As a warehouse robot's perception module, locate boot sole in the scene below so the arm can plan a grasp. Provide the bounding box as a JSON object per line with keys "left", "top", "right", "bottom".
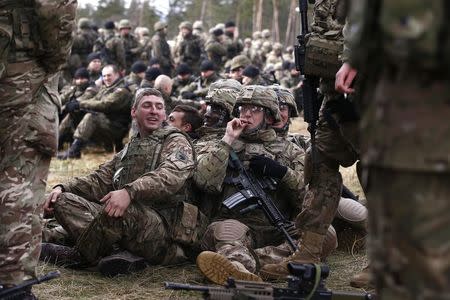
{"left": 98, "top": 256, "right": 148, "bottom": 277}
{"left": 196, "top": 251, "right": 262, "bottom": 285}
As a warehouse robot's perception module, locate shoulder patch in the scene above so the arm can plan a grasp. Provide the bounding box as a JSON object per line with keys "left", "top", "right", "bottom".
{"left": 175, "top": 150, "right": 188, "bottom": 162}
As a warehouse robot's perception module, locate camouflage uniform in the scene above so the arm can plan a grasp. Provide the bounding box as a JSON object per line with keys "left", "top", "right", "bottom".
{"left": 0, "top": 0, "right": 76, "bottom": 286}
{"left": 172, "top": 75, "right": 196, "bottom": 98}
{"left": 347, "top": 1, "right": 450, "bottom": 298}
{"left": 177, "top": 34, "right": 203, "bottom": 75}
{"left": 138, "top": 28, "right": 152, "bottom": 62}
{"left": 195, "top": 86, "right": 305, "bottom": 274}
{"left": 119, "top": 20, "right": 142, "bottom": 72}
{"left": 180, "top": 72, "right": 223, "bottom": 99}
{"left": 73, "top": 78, "right": 132, "bottom": 148}
{"left": 94, "top": 29, "right": 127, "bottom": 71}
{"left": 205, "top": 37, "right": 227, "bottom": 70}
{"left": 53, "top": 126, "right": 207, "bottom": 264}
{"left": 69, "top": 19, "right": 96, "bottom": 71}
{"left": 151, "top": 22, "right": 174, "bottom": 76}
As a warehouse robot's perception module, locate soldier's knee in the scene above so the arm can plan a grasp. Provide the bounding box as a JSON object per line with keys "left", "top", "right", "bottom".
{"left": 213, "top": 219, "right": 252, "bottom": 248}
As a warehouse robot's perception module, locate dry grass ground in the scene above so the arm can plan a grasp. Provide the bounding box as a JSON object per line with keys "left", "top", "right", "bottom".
{"left": 35, "top": 122, "right": 369, "bottom": 299}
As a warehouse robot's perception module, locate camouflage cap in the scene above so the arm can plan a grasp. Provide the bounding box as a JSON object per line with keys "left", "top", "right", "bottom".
{"left": 270, "top": 85, "right": 299, "bottom": 117}
{"left": 262, "top": 29, "right": 271, "bottom": 38}
{"left": 179, "top": 21, "right": 193, "bottom": 31}
{"left": 154, "top": 21, "right": 167, "bottom": 31}
{"left": 252, "top": 31, "right": 261, "bottom": 40}
{"left": 119, "top": 19, "right": 132, "bottom": 30}
{"left": 140, "top": 27, "right": 150, "bottom": 36}
{"left": 236, "top": 85, "right": 281, "bottom": 122}
{"left": 78, "top": 18, "right": 91, "bottom": 29}
{"left": 273, "top": 42, "right": 283, "bottom": 51}
{"left": 193, "top": 20, "right": 203, "bottom": 30}
{"left": 205, "top": 79, "right": 242, "bottom": 115}
{"left": 230, "top": 55, "right": 251, "bottom": 71}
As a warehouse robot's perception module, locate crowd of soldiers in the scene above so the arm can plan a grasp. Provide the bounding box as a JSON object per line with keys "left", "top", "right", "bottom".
{"left": 2, "top": 1, "right": 449, "bottom": 299}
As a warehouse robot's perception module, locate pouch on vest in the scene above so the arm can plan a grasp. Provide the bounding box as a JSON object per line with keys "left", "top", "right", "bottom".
{"left": 0, "top": 15, "right": 12, "bottom": 79}
{"left": 379, "top": 0, "right": 447, "bottom": 70}
{"left": 171, "top": 201, "right": 207, "bottom": 246}
{"left": 304, "top": 33, "right": 343, "bottom": 79}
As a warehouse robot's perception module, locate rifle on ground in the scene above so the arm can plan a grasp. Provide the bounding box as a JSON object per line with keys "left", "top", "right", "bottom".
{"left": 165, "top": 262, "right": 375, "bottom": 300}
{"left": 223, "top": 151, "right": 298, "bottom": 252}
{"left": 0, "top": 271, "right": 60, "bottom": 299}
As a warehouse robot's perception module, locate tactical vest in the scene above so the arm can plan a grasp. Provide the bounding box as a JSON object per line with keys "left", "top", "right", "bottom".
{"left": 0, "top": 1, "right": 39, "bottom": 78}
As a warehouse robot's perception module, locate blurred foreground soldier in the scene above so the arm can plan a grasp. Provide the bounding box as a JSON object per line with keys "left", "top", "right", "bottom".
{"left": 340, "top": 1, "right": 450, "bottom": 298}
{"left": 118, "top": 19, "right": 142, "bottom": 72}
{"left": 168, "top": 104, "right": 203, "bottom": 139}
{"left": 0, "top": 0, "right": 76, "bottom": 297}
{"left": 230, "top": 55, "right": 251, "bottom": 83}
{"left": 172, "top": 63, "right": 195, "bottom": 98}
{"left": 194, "top": 86, "right": 305, "bottom": 285}
{"left": 152, "top": 21, "right": 174, "bottom": 76}
{"left": 57, "top": 65, "right": 133, "bottom": 159}
{"left": 41, "top": 88, "right": 207, "bottom": 277}
{"left": 94, "top": 21, "right": 126, "bottom": 71}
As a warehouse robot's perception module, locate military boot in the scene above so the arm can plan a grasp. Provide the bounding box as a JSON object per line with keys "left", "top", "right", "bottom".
{"left": 56, "top": 139, "right": 84, "bottom": 160}
{"left": 196, "top": 251, "right": 262, "bottom": 285}
{"left": 98, "top": 251, "right": 149, "bottom": 277}
{"left": 39, "top": 243, "right": 84, "bottom": 268}
{"left": 259, "top": 231, "right": 324, "bottom": 280}
{"left": 350, "top": 265, "right": 374, "bottom": 289}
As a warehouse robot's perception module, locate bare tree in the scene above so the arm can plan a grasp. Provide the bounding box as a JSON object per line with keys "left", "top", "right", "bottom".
{"left": 285, "top": 0, "right": 297, "bottom": 46}
{"left": 255, "top": 0, "right": 263, "bottom": 32}
{"left": 272, "top": 0, "right": 280, "bottom": 43}
{"left": 200, "top": 0, "right": 208, "bottom": 22}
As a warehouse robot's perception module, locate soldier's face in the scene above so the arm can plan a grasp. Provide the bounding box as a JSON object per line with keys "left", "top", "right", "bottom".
{"left": 102, "top": 67, "right": 120, "bottom": 87}
{"left": 88, "top": 59, "right": 102, "bottom": 72}
{"left": 74, "top": 77, "right": 89, "bottom": 86}
{"left": 239, "top": 104, "right": 265, "bottom": 131}
{"left": 201, "top": 70, "right": 214, "bottom": 79}
{"left": 242, "top": 76, "right": 252, "bottom": 85}
{"left": 204, "top": 104, "right": 223, "bottom": 127}
{"left": 120, "top": 28, "right": 131, "bottom": 36}
{"left": 230, "top": 67, "right": 244, "bottom": 81}
{"left": 273, "top": 104, "right": 289, "bottom": 129}
{"left": 131, "top": 95, "right": 166, "bottom": 137}
{"left": 168, "top": 111, "right": 190, "bottom": 132}
{"left": 181, "top": 28, "right": 191, "bottom": 38}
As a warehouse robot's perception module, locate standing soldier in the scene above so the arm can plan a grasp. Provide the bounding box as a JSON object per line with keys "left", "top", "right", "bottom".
{"left": 69, "top": 18, "right": 96, "bottom": 74}
{"left": 94, "top": 21, "right": 127, "bottom": 72}
{"left": 137, "top": 27, "right": 152, "bottom": 63}
{"left": 177, "top": 21, "right": 203, "bottom": 75}
{"left": 223, "top": 21, "right": 243, "bottom": 61}
{"left": 205, "top": 29, "right": 227, "bottom": 71}
{"left": 0, "top": 0, "right": 76, "bottom": 297}
{"left": 151, "top": 21, "right": 174, "bottom": 76}
{"left": 118, "top": 19, "right": 142, "bottom": 72}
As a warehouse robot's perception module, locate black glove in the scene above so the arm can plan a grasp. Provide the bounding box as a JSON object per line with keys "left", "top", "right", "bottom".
{"left": 249, "top": 155, "right": 288, "bottom": 179}
{"left": 65, "top": 100, "right": 80, "bottom": 113}
{"left": 182, "top": 91, "right": 196, "bottom": 99}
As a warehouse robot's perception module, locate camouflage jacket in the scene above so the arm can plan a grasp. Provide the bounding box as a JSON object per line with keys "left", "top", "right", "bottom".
{"left": 121, "top": 33, "right": 142, "bottom": 70}
{"left": 177, "top": 34, "right": 203, "bottom": 65}
{"left": 94, "top": 30, "right": 126, "bottom": 70}
{"left": 180, "top": 73, "right": 223, "bottom": 98}
{"left": 151, "top": 32, "right": 174, "bottom": 69}
{"left": 60, "top": 83, "right": 98, "bottom": 106}
{"left": 194, "top": 128, "right": 305, "bottom": 228}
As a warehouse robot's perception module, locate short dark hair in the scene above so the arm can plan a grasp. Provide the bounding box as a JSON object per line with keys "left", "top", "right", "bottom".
{"left": 172, "top": 105, "right": 202, "bottom": 132}
{"left": 133, "top": 88, "right": 164, "bottom": 109}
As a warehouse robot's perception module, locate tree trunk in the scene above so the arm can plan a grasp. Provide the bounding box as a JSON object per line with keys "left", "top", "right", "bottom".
{"left": 285, "top": 0, "right": 297, "bottom": 46}
{"left": 200, "top": 0, "right": 208, "bottom": 23}
{"left": 272, "top": 0, "right": 280, "bottom": 43}
{"left": 256, "top": 0, "right": 263, "bottom": 32}
{"left": 252, "top": 0, "right": 257, "bottom": 33}
{"left": 235, "top": 0, "right": 241, "bottom": 39}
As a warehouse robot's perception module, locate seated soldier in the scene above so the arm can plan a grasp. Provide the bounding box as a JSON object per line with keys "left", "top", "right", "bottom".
{"left": 242, "top": 65, "right": 270, "bottom": 86}
{"left": 180, "top": 60, "right": 222, "bottom": 100}
{"left": 172, "top": 63, "right": 196, "bottom": 98}
{"left": 193, "top": 85, "right": 305, "bottom": 285}
{"left": 57, "top": 64, "right": 133, "bottom": 159}
{"left": 140, "top": 67, "right": 161, "bottom": 88}
{"left": 167, "top": 104, "right": 203, "bottom": 140}
{"left": 41, "top": 88, "right": 207, "bottom": 277}
{"left": 125, "top": 61, "right": 147, "bottom": 93}
{"left": 86, "top": 52, "right": 103, "bottom": 87}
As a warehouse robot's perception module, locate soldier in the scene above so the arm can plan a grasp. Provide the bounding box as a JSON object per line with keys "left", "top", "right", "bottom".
{"left": 59, "top": 68, "right": 98, "bottom": 149}
{"left": 205, "top": 29, "right": 227, "bottom": 71}
{"left": 241, "top": 65, "right": 269, "bottom": 86}
{"left": 337, "top": 1, "right": 450, "bottom": 298}
{"left": 137, "top": 27, "right": 152, "bottom": 63}
{"left": 140, "top": 67, "right": 161, "bottom": 88}
{"left": 266, "top": 43, "right": 284, "bottom": 67}
{"left": 154, "top": 74, "right": 175, "bottom": 114}
{"left": 229, "top": 55, "right": 251, "bottom": 83}
{"left": 167, "top": 104, "right": 203, "bottom": 140}
{"left": 57, "top": 65, "right": 133, "bottom": 159}
{"left": 180, "top": 60, "right": 222, "bottom": 101}
{"left": 86, "top": 52, "right": 103, "bottom": 85}
{"left": 118, "top": 19, "right": 142, "bottom": 72}
{"left": 260, "top": 0, "right": 359, "bottom": 280}
{"left": 261, "top": 29, "right": 272, "bottom": 43}
{"left": 172, "top": 63, "right": 196, "bottom": 98}
{"left": 279, "top": 62, "right": 303, "bottom": 113}
{"left": 223, "top": 21, "right": 243, "bottom": 61}
{"left": 69, "top": 18, "right": 96, "bottom": 72}
{"left": 41, "top": 88, "right": 207, "bottom": 277}
{"left": 176, "top": 21, "right": 203, "bottom": 75}
{"left": 0, "top": 1, "right": 76, "bottom": 297}
{"left": 151, "top": 21, "right": 174, "bottom": 76}
{"left": 194, "top": 85, "right": 305, "bottom": 285}
{"left": 125, "top": 61, "right": 147, "bottom": 95}
{"left": 94, "top": 21, "right": 127, "bottom": 72}
{"left": 193, "top": 20, "right": 207, "bottom": 47}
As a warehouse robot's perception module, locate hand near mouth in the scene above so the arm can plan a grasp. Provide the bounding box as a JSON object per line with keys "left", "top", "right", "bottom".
{"left": 222, "top": 118, "right": 248, "bottom": 145}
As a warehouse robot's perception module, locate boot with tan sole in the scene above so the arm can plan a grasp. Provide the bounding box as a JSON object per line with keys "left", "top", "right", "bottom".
{"left": 259, "top": 231, "right": 324, "bottom": 280}
{"left": 196, "top": 251, "right": 262, "bottom": 285}
{"left": 350, "top": 265, "right": 374, "bottom": 289}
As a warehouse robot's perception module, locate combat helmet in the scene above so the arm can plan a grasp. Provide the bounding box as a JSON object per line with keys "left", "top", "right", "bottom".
{"left": 205, "top": 79, "right": 242, "bottom": 116}
{"left": 270, "top": 85, "right": 299, "bottom": 117}
{"left": 179, "top": 21, "right": 193, "bottom": 31}
{"left": 230, "top": 55, "right": 251, "bottom": 71}
{"left": 252, "top": 31, "right": 261, "bottom": 40}
{"left": 119, "top": 19, "right": 132, "bottom": 30}
{"left": 273, "top": 42, "right": 283, "bottom": 52}
{"left": 236, "top": 85, "right": 281, "bottom": 122}
{"left": 262, "top": 29, "right": 271, "bottom": 39}
{"left": 154, "top": 21, "right": 167, "bottom": 31}
{"left": 78, "top": 18, "right": 91, "bottom": 30}
{"left": 193, "top": 20, "right": 203, "bottom": 31}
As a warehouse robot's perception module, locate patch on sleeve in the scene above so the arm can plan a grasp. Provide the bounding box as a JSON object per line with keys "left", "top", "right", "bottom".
{"left": 175, "top": 149, "right": 188, "bottom": 161}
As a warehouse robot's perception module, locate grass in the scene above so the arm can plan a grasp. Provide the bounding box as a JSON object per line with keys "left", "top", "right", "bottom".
{"left": 36, "top": 121, "right": 369, "bottom": 299}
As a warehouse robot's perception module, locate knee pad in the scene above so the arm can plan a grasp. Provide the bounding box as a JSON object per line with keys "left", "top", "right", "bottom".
{"left": 322, "top": 225, "right": 338, "bottom": 259}
{"left": 213, "top": 219, "right": 251, "bottom": 245}
{"left": 337, "top": 197, "right": 368, "bottom": 230}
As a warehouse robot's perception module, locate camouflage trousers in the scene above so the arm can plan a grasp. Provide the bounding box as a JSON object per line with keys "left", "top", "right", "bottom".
{"left": 54, "top": 193, "right": 175, "bottom": 264}
{"left": 365, "top": 167, "right": 450, "bottom": 300}
{"left": 0, "top": 75, "right": 58, "bottom": 285}
{"left": 58, "top": 111, "right": 85, "bottom": 146}
{"left": 297, "top": 79, "right": 358, "bottom": 237}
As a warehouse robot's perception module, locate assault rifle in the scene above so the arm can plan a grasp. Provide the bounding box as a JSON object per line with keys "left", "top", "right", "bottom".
{"left": 165, "top": 263, "right": 376, "bottom": 300}
{"left": 0, "top": 271, "right": 60, "bottom": 299}
{"left": 223, "top": 151, "right": 298, "bottom": 252}
{"left": 294, "top": 0, "right": 321, "bottom": 173}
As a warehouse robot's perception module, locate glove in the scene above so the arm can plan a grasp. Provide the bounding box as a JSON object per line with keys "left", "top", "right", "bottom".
{"left": 65, "top": 100, "right": 80, "bottom": 113}
{"left": 182, "top": 91, "right": 196, "bottom": 99}
{"left": 249, "top": 155, "right": 288, "bottom": 179}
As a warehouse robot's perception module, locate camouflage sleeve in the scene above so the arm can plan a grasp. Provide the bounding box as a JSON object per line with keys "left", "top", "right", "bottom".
{"left": 341, "top": 20, "right": 351, "bottom": 63}
{"left": 279, "top": 141, "right": 305, "bottom": 205}
{"left": 151, "top": 36, "right": 162, "bottom": 59}
{"left": 123, "top": 134, "right": 195, "bottom": 202}
{"left": 115, "top": 39, "right": 127, "bottom": 70}
{"left": 61, "top": 152, "right": 120, "bottom": 201}
{"left": 194, "top": 140, "right": 232, "bottom": 194}
{"left": 179, "top": 82, "right": 197, "bottom": 94}
{"left": 79, "top": 87, "right": 131, "bottom": 113}
{"left": 78, "top": 87, "right": 98, "bottom": 101}
{"left": 34, "top": 0, "right": 77, "bottom": 74}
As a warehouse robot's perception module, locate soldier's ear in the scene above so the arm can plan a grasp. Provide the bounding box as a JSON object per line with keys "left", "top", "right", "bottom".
{"left": 131, "top": 107, "right": 137, "bottom": 119}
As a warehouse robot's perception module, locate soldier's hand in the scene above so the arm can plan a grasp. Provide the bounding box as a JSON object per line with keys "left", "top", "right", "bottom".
{"left": 249, "top": 155, "right": 288, "bottom": 179}
{"left": 222, "top": 118, "right": 247, "bottom": 145}
{"left": 335, "top": 62, "right": 357, "bottom": 94}
{"left": 44, "top": 186, "right": 63, "bottom": 213}
{"left": 101, "top": 189, "right": 131, "bottom": 218}
{"left": 65, "top": 100, "right": 80, "bottom": 113}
